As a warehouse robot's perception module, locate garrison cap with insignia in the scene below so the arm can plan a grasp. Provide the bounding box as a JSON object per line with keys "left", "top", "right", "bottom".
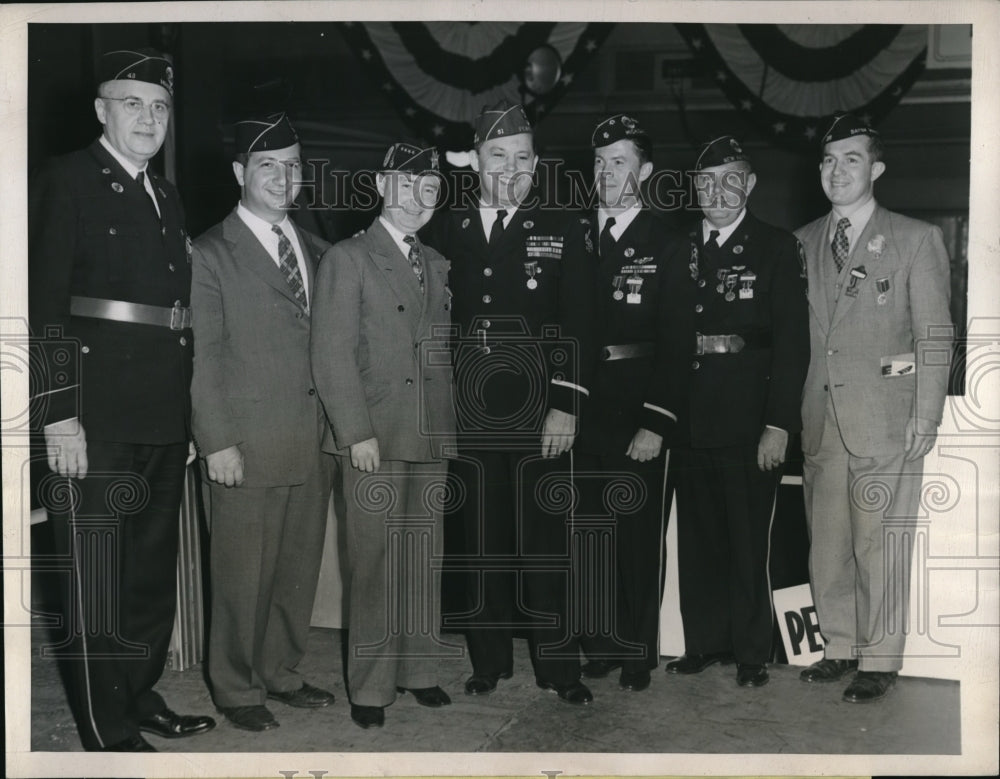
{"left": 99, "top": 48, "right": 174, "bottom": 96}
{"left": 820, "top": 112, "right": 880, "bottom": 146}
{"left": 234, "top": 112, "right": 299, "bottom": 155}
{"left": 592, "top": 113, "right": 649, "bottom": 149}
{"left": 473, "top": 100, "right": 532, "bottom": 147}
{"left": 694, "top": 135, "right": 750, "bottom": 171}
{"left": 381, "top": 142, "right": 440, "bottom": 174}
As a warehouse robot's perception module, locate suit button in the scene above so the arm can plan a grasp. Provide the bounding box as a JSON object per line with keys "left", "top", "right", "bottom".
{"left": 398, "top": 304, "right": 405, "bottom": 312}
{"left": 81, "top": 346, "right": 90, "bottom": 354}
{"left": 179, "top": 337, "right": 188, "bottom": 346}
{"left": 108, "top": 227, "right": 117, "bottom": 235}
{"left": 482, "top": 294, "right": 492, "bottom": 304}
{"left": 698, "top": 279, "right": 706, "bottom": 288}
{"left": 823, "top": 384, "right": 828, "bottom": 391}
{"left": 695, "top": 304, "right": 703, "bottom": 313}
{"left": 405, "top": 378, "right": 414, "bottom": 386}
{"left": 692, "top": 360, "right": 700, "bottom": 370}
{"left": 482, "top": 346, "right": 491, "bottom": 355}
{"left": 483, "top": 267, "right": 493, "bottom": 277}
{"left": 308, "top": 388, "right": 316, "bottom": 396}
{"left": 483, "top": 320, "right": 491, "bottom": 328}
{"left": 168, "top": 263, "right": 175, "bottom": 272}
{"left": 827, "top": 349, "right": 835, "bottom": 355}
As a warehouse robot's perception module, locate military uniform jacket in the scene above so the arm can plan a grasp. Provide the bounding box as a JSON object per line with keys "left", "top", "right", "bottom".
{"left": 29, "top": 139, "right": 192, "bottom": 444}
{"left": 310, "top": 218, "right": 457, "bottom": 462}
{"left": 681, "top": 210, "right": 810, "bottom": 449}
{"left": 190, "top": 210, "right": 331, "bottom": 487}
{"left": 795, "top": 204, "right": 952, "bottom": 458}
{"left": 576, "top": 209, "right": 690, "bottom": 455}
{"left": 422, "top": 200, "right": 598, "bottom": 447}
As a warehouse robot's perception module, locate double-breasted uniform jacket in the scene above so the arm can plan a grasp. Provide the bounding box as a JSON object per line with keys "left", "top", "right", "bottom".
{"left": 576, "top": 208, "right": 690, "bottom": 455}
{"left": 422, "top": 200, "right": 599, "bottom": 446}
{"left": 310, "top": 218, "right": 456, "bottom": 461}
{"left": 681, "top": 210, "right": 810, "bottom": 447}
{"left": 190, "top": 209, "right": 331, "bottom": 487}
{"left": 29, "top": 139, "right": 192, "bottom": 443}
{"left": 795, "top": 204, "right": 952, "bottom": 458}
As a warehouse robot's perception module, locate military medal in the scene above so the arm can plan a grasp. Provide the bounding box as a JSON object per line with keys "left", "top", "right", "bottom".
{"left": 739, "top": 269, "right": 756, "bottom": 300}
{"left": 612, "top": 275, "right": 625, "bottom": 300}
{"left": 716, "top": 268, "right": 728, "bottom": 294}
{"left": 524, "top": 261, "right": 539, "bottom": 289}
{"left": 845, "top": 265, "right": 867, "bottom": 298}
{"left": 724, "top": 273, "right": 738, "bottom": 302}
{"left": 876, "top": 277, "right": 890, "bottom": 305}
{"left": 626, "top": 275, "right": 643, "bottom": 304}
{"left": 689, "top": 244, "right": 700, "bottom": 281}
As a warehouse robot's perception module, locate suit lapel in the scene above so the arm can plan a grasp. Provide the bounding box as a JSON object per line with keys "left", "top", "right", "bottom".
{"left": 222, "top": 210, "right": 301, "bottom": 307}
{"left": 365, "top": 219, "right": 423, "bottom": 314}
{"left": 829, "top": 206, "right": 887, "bottom": 332}
{"left": 802, "top": 217, "right": 832, "bottom": 336}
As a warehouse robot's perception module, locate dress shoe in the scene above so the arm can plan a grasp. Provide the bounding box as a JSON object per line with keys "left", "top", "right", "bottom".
{"left": 736, "top": 663, "right": 769, "bottom": 687}
{"left": 665, "top": 652, "right": 732, "bottom": 674}
{"left": 536, "top": 678, "right": 594, "bottom": 705}
{"left": 103, "top": 734, "right": 157, "bottom": 751}
{"left": 218, "top": 704, "right": 280, "bottom": 732}
{"left": 350, "top": 704, "right": 385, "bottom": 729}
{"left": 463, "top": 670, "right": 512, "bottom": 696}
{"left": 396, "top": 685, "right": 452, "bottom": 707}
{"left": 139, "top": 707, "right": 216, "bottom": 739}
{"left": 843, "top": 671, "right": 897, "bottom": 703}
{"left": 618, "top": 668, "right": 651, "bottom": 692}
{"left": 267, "top": 681, "right": 336, "bottom": 708}
{"left": 799, "top": 657, "right": 858, "bottom": 683}
{"left": 581, "top": 659, "right": 623, "bottom": 679}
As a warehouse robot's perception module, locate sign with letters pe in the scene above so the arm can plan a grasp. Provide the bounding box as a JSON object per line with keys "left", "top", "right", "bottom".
{"left": 773, "top": 583, "right": 824, "bottom": 666}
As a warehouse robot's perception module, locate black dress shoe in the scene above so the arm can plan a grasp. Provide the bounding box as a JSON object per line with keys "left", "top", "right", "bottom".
{"left": 536, "top": 678, "right": 594, "bottom": 705}
{"left": 139, "top": 707, "right": 216, "bottom": 739}
{"left": 464, "top": 670, "right": 512, "bottom": 696}
{"left": 843, "top": 671, "right": 897, "bottom": 703}
{"left": 618, "top": 668, "right": 651, "bottom": 692}
{"left": 103, "top": 734, "right": 157, "bottom": 752}
{"left": 218, "top": 705, "right": 280, "bottom": 732}
{"left": 581, "top": 659, "right": 623, "bottom": 679}
{"left": 396, "top": 685, "right": 452, "bottom": 707}
{"left": 799, "top": 658, "right": 858, "bottom": 683}
{"left": 736, "top": 663, "right": 769, "bottom": 687}
{"left": 665, "top": 652, "right": 732, "bottom": 674}
{"left": 350, "top": 704, "right": 385, "bottom": 729}
{"left": 267, "top": 681, "right": 336, "bottom": 708}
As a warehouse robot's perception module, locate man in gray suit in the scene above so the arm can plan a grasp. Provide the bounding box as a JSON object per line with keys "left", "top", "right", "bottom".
{"left": 311, "top": 143, "right": 457, "bottom": 729}
{"left": 795, "top": 114, "right": 953, "bottom": 703}
{"left": 191, "top": 113, "right": 336, "bottom": 731}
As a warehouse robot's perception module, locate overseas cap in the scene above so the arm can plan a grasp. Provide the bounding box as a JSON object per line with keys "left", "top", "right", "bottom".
{"left": 592, "top": 113, "right": 649, "bottom": 149}
{"left": 694, "top": 135, "right": 750, "bottom": 171}
{"left": 234, "top": 112, "right": 299, "bottom": 155}
{"left": 99, "top": 48, "right": 173, "bottom": 97}
{"left": 473, "top": 100, "right": 532, "bottom": 147}
{"left": 821, "top": 113, "right": 880, "bottom": 146}
{"left": 382, "top": 142, "right": 440, "bottom": 174}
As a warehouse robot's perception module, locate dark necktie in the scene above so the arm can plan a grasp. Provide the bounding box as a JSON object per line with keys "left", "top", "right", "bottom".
{"left": 402, "top": 234, "right": 425, "bottom": 294}
{"left": 135, "top": 171, "right": 161, "bottom": 224}
{"left": 271, "top": 224, "right": 308, "bottom": 310}
{"left": 707, "top": 229, "right": 720, "bottom": 250}
{"left": 489, "top": 208, "right": 508, "bottom": 245}
{"left": 599, "top": 216, "right": 617, "bottom": 259}
{"left": 832, "top": 217, "right": 851, "bottom": 272}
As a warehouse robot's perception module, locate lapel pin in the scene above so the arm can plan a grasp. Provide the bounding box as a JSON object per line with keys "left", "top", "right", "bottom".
{"left": 101, "top": 167, "right": 111, "bottom": 175}
{"left": 624, "top": 247, "right": 634, "bottom": 258}
{"left": 523, "top": 220, "right": 534, "bottom": 229}
{"left": 111, "top": 182, "right": 124, "bottom": 193}
{"left": 733, "top": 244, "right": 744, "bottom": 254}
{"left": 461, "top": 217, "right": 470, "bottom": 229}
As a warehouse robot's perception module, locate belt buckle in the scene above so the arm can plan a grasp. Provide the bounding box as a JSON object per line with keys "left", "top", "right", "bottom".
{"left": 170, "top": 304, "right": 190, "bottom": 331}
{"left": 694, "top": 334, "right": 705, "bottom": 356}
{"left": 728, "top": 334, "right": 745, "bottom": 353}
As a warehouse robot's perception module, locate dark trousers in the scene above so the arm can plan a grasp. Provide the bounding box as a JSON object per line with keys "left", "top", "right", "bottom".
{"left": 575, "top": 450, "right": 669, "bottom": 673}
{"left": 673, "top": 444, "right": 780, "bottom": 664}
{"left": 45, "top": 440, "right": 188, "bottom": 750}
{"left": 447, "top": 449, "right": 582, "bottom": 686}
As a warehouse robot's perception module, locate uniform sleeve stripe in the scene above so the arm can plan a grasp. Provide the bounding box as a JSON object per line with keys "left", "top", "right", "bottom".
{"left": 32, "top": 385, "right": 79, "bottom": 398}
{"left": 551, "top": 379, "right": 589, "bottom": 397}
{"left": 643, "top": 402, "right": 677, "bottom": 421}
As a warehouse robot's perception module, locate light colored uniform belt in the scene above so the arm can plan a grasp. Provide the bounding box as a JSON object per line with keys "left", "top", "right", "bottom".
{"left": 70, "top": 296, "right": 192, "bottom": 330}
{"left": 694, "top": 332, "right": 771, "bottom": 355}
{"left": 601, "top": 342, "right": 654, "bottom": 361}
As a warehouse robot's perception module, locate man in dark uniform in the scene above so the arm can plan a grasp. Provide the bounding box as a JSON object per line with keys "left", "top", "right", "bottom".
{"left": 574, "top": 114, "right": 689, "bottom": 693}
{"left": 29, "top": 48, "right": 214, "bottom": 751}
{"left": 666, "top": 136, "right": 809, "bottom": 688}
{"left": 423, "top": 100, "right": 599, "bottom": 704}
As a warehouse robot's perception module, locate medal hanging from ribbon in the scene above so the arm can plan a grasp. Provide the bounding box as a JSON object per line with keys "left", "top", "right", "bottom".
{"left": 845, "top": 265, "right": 867, "bottom": 298}
{"left": 689, "top": 239, "right": 700, "bottom": 281}
{"left": 626, "top": 275, "right": 643, "bottom": 304}
{"left": 524, "top": 261, "right": 539, "bottom": 290}
{"left": 724, "top": 273, "right": 738, "bottom": 302}
{"left": 876, "top": 276, "right": 890, "bottom": 305}
{"left": 612, "top": 275, "right": 625, "bottom": 301}
{"left": 739, "top": 270, "right": 756, "bottom": 300}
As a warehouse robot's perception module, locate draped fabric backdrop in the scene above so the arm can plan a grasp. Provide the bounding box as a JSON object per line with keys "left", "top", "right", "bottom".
{"left": 338, "top": 21, "right": 614, "bottom": 149}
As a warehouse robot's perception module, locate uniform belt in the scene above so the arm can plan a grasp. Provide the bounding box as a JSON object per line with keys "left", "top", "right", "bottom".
{"left": 70, "top": 296, "right": 192, "bottom": 331}
{"left": 694, "top": 332, "right": 770, "bottom": 355}
{"left": 601, "top": 342, "right": 654, "bottom": 361}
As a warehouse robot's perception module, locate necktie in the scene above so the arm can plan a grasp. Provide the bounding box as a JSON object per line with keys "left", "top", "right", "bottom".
{"left": 599, "top": 216, "right": 617, "bottom": 259}
{"left": 707, "top": 229, "right": 720, "bottom": 250}
{"left": 135, "top": 171, "right": 161, "bottom": 224}
{"left": 489, "top": 209, "right": 508, "bottom": 245}
{"left": 402, "top": 235, "right": 425, "bottom": 294}
{"left": 832, "top": 217, "right": 851, "bottom": 272}
{"left": 271, "top": 225, "right": 308, "bottom": 310}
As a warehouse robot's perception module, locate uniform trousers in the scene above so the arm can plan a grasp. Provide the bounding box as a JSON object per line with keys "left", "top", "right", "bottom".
{"left": 205, "top": 457, "right": 332, "bottom": 707}
{"left": 448, "top": 449, "right": 582, "bottom": 686}
{"left": 46, "top": 439, "right": 188, "bottom": 750}
{"left": 803, "top": 397, "right": 924, "bottom": 672}
{"left": 575, "top": 451, "right": 669, "bottom": 672}
{"left": 673, "top": 444, "right": 780, "bottom": 664}
{"left": 340, "top": 459, "right": 453, "bottom": 707}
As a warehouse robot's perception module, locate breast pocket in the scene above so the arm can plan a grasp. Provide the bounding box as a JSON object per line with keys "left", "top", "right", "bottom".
{"left": 83, "top": 222, "right": 142, "bottom": 283}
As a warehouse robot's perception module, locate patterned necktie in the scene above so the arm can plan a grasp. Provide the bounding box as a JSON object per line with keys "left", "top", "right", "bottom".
{"left": 271, "top": 225, "right": 308, "bottom": 309}
{"left": 599, "top": 216, "right": 617, "bottom": 259}
{"left": 832, "top": 217, "right": 851, "bottom": 272}
{"left": 402, "top": 235, "right": 425, "bottom": 293}
{"left": 489, "top": 208, "right": 508, "bottom": 245}
{"left": 135, "top": 171, "right": 161, "bottom": 224}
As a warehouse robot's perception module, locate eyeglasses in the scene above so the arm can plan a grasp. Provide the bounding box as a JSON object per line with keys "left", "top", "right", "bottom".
{"left": 102, "top": 96, "right": 171, "bottom": 119}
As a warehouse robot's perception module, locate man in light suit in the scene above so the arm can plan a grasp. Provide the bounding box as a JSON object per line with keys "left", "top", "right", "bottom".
{"left": 191, "top": 113, "right": 336, "bottom": 731}
{"left": 795, "top": 114, "right": 953, "bottom": 703}
{"left": 311, "top": 143, "right": 457, "bottom": 729}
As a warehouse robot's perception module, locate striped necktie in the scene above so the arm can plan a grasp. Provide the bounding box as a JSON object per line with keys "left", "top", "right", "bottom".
{"left": 832, "top": 217, "right": 851, "bottom": 272}
{"left": 271, "top": 224, "right": 308, "bottom": 309}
